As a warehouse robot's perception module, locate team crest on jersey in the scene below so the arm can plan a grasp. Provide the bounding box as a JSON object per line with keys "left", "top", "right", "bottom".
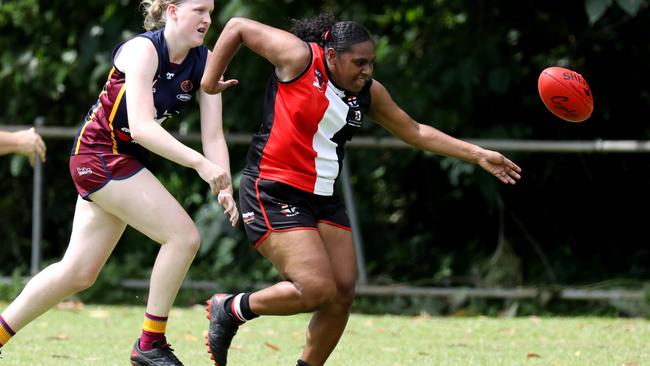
{"left": 180, "top": 80, "right": 193, "bottom": 92}
{"left": 313, "top": 69, "right": 324, "bottom": 92}
{"left": 346, "top": 96, "right": 359, "bottom": 108}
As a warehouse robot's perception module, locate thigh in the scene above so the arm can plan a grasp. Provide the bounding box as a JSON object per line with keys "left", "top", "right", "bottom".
{"left": 61, "top": 196, "right": 127, "bottom": 269}
{"left": 317, "top": 223, "right": 356, "bottom": 291}
{"left": 88, "top": 168, "right": 195, "bottom": 244}
{"left": 258, "top": 229, "right": 334, "bottom": 284}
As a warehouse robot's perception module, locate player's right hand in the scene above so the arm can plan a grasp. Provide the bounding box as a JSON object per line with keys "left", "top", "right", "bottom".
{"left": 196, "top": 159, "right": 230, "bottom": 195}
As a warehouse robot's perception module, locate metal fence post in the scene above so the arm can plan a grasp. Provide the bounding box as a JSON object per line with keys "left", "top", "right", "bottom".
{"left": 341, "top": 157, "right": 368, "bottom": 285}
{"left": 31, "top": 117, "right": 45, "bottom": 276}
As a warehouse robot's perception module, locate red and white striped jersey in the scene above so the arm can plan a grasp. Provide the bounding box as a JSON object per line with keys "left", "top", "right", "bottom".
{"left": 243, "top": 42, "right": 372, "bottom": 196}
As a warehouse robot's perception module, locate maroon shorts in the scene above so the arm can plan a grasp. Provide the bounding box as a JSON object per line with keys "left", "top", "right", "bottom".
{"left": 69, "top": 153, "right": 144, "bottom": 200}
{"left": 239, "top": 174, "right": 351, "bottom": 248}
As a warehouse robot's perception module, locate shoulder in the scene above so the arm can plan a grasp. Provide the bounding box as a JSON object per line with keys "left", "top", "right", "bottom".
{"left": 114, "top": 36, "right": 159, "bottom": 74}
{"left": 116, "top": 36, "right": 157, "bottom": 57}
{"left": 369, "top": 79, "right": 391, "bottom": 102}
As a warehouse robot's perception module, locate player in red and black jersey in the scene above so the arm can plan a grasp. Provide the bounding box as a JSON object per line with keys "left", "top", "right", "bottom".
{"left": 0, "top": 1, "right": 237, "bottom": 365}
{"left": 201, "top": 13, "right": 522, "bottom": 366}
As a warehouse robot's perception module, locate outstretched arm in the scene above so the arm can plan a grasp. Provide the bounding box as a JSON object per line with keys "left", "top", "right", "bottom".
{"left": 367, "top": 80, "right": 521, "bottom": 184}
{"left": 0, "top": 128, "right": 47, "bottom": 166}
{"left": 201, "top": 17, "right": 310, "bottom": 94}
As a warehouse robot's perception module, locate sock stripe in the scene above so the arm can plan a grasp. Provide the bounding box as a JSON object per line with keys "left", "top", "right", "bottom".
{"left": 142, "top": 313, "right": 167, "bottom": 333}
{"left": 231, "top": 293, "right": 246, "bottom": 322}
{"left": 0, "top": 316, "right": 15, "bottom": 336}
{"left": 0, "top": 315, "right": 15, "bottom": 347}
{"left": 145, "top": 312, "right": 168, "bottom": 322}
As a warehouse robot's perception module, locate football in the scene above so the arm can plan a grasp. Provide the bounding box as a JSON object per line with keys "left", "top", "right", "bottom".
{"left": 537, "top": 66, "right": 594, "bottom": 122}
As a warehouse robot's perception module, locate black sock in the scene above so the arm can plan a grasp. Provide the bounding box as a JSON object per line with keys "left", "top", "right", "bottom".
{"left": 240, "top": 292, "right": 259, "bottom": 320}
{"left": 297, "top": 360, "right": 312, "bottom": 366}
{"left": 224, "top": 293, "right": 259, "bottom": 322}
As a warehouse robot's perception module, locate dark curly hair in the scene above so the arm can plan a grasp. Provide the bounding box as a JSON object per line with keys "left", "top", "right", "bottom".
{"left": 290, "top": 13, "right": 373, "bottom": 53}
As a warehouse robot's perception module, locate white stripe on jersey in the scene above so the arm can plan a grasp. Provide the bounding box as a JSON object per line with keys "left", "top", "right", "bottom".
{"left": 312, "top": 81, "right": 350, "bottom": 195}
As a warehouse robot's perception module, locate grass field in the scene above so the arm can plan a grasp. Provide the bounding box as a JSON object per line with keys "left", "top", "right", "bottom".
{"left": 1, "top": 301, "right": 648, "bottom": 365}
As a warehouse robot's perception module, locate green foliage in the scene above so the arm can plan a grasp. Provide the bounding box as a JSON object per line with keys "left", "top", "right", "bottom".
{"left": 587, "top": 0, "right": 645, "bottom": 23}
{"left": 0, "top": 270, "right": 27, "bottom": 301}
{"left": 1, "top": 0, "right": 650, "bottom": 307}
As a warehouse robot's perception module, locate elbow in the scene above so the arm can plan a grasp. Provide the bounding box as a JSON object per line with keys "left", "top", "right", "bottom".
{"left": 201, "top": 78, "right": 220, "bottom": 95}
{"left": 128, "top": 125, "right": 146, "bottom": 144}
{"left": 225, "top": 16, "right": 246, "bottom": 31}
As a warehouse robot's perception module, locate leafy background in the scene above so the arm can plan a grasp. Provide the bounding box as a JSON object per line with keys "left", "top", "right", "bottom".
{"left": 1, "top": 0, "right": 649, "bottom": 312}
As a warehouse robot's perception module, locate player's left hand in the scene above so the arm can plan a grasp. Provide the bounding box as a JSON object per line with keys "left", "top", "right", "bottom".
{"left": 218, "top": 191, "right": 239, "bottom": 226}
{"left": 478, "top": 150, "right": 522, "bottom": 184}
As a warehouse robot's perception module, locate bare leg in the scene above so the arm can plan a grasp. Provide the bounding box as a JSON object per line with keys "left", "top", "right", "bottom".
{"left": 1, "top": 167, "right": 197, "bottom": 359}
{"left": 301, "top": 224, "right": 356, "bottom": 366}
{"left": 89, "top": 168, "right": 200, "bottom": 316}
{"left": 1, "top": 197, "right": 126, "bottom": 331}
{"left": 252, "top": 230, "right": 337, "bottom": 315}
{"left": 249, "top": 227, "right": 355, "bottom": 365}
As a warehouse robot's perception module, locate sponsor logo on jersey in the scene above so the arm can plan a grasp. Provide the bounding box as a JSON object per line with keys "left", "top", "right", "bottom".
{"left": 180, "top": 80, "right": 194, "bottom": 92}
{"left": 346, "top": 109, "right": 363, "bottom": 127}
{"left": 243, "top": 211, "right": 255, "bottom": 224}
{"left": 76, "top": 167, "right": 93, "bottom": 176}
{"left": 176, "top": 93, "right": 192, "bottom": 102}
{"left": 166, "top": 72, "right": 175, "bottom": 80}
{"left": 279, "top": 203, "right": 299, "bottom": 217}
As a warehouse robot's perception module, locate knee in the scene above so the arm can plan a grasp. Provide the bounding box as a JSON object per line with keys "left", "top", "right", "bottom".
{"left": 169, "top": 224, "right": 201, "bottom": 254}
{"left": 299, "top": 279, "right": 337, "bottom": 311}
{"left": 59, "top": 263, "right": 100, "bottom": 291}
{"left": 335, "top": 281, "right": 356, "bottom": 308}
{"left": 185, "top": 225, "right": 201, "bottom": 253}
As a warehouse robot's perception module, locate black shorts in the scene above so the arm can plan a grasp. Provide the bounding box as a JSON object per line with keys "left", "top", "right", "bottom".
{"left": 239, "top": 174, "right": 351, "bottom": 247}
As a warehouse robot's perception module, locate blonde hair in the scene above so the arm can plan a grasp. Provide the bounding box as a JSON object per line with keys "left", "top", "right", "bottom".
{"left": 140, "top": 0, "right": 185, "bottom": 31}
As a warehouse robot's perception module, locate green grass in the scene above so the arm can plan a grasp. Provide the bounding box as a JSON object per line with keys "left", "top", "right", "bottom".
{"left": 1, "top": 302, "right": 649, "bottom": 365}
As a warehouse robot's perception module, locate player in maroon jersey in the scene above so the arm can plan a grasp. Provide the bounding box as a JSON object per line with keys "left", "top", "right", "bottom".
{"left": 201, "top": 13, "right": 521, "bottom": 366}
{"left": 0, "top": 1, "right": 237, "bottom": 365}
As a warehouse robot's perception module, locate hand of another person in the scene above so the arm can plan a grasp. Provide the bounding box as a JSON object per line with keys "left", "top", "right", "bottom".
{"left": 15, "top": 127, "right": 47, "bottom": 166}
{"left": 218, "top": 191, "right": 239, "bottom": 226}
{"left": 196, "top": 159, "right": 231, "bottom": 195}
{"left": 202, "top": 78, "right": 239, "bottom": 95}
{"left": 477, "top": 149, "right": 522, "bottom": 184}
